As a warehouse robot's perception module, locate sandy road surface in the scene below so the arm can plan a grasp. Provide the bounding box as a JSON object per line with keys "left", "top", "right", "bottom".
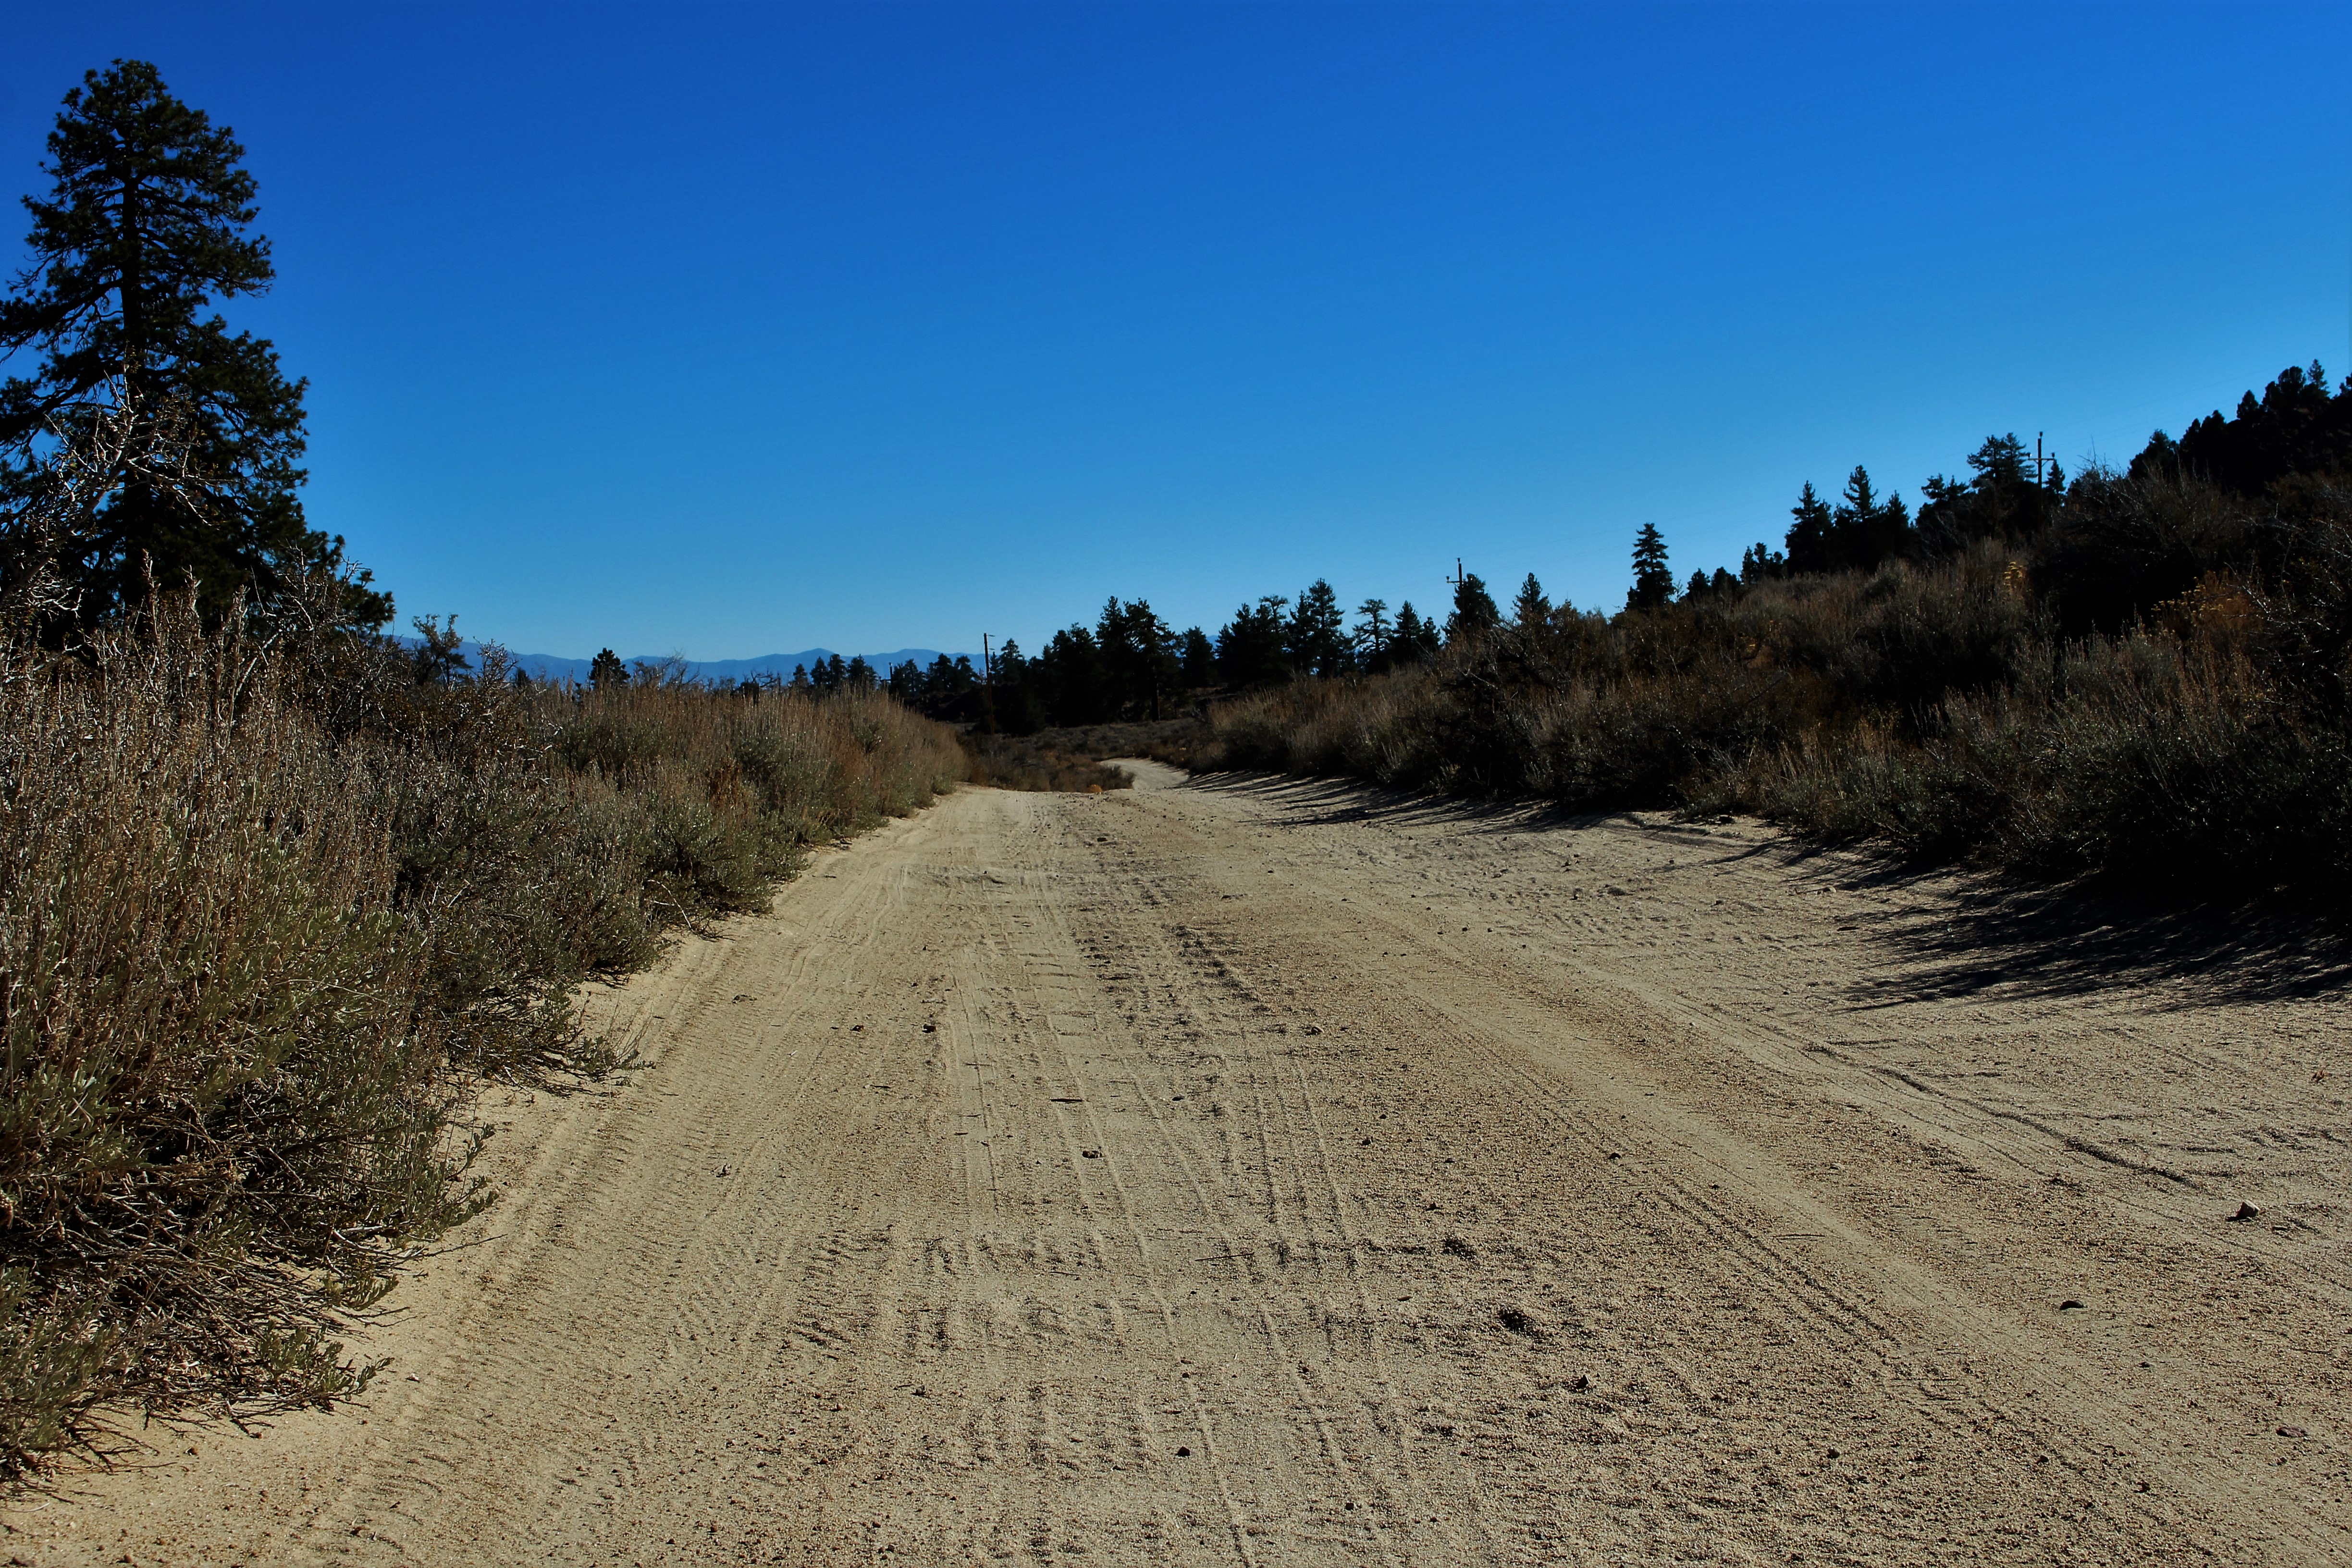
{"left": 17, "top": 765, "right": 2352, "bottom": 1565}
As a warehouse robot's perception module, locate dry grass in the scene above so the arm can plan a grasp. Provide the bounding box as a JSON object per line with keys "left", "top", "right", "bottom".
{"left": 0, "top": 590, "right": 475, "bottom": 1478}
{"left": 0, "top": 586, "right": 969, "bottom": 1486}
{"left": 1038, "top": 717, "right": 1218, "bottom": 771}
{"left": 963, "top": 731, "right": 1136, "bottom": 792}
{"left": 1206, "top": 508, "right": 2352, "bottom": 912}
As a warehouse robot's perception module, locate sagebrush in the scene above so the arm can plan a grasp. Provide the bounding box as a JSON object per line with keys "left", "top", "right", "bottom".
{"left": 1208, "top": 470, "right": 2352, "bottom": 911}
{"left": 0, "top": 584, "right": 967, "bottom": 1483}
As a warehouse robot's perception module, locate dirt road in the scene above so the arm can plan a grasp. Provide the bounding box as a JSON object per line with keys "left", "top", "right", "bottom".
{"left": 19, "top": 766, "right": 2351, "bottom": 1565}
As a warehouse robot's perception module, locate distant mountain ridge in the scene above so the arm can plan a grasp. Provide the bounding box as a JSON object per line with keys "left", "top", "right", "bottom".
{"left": 406, "top": 640, "right": 970, "bottom": 686}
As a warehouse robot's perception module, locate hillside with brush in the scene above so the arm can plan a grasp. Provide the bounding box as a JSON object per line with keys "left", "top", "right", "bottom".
{"left": 912, "top": 365, "right": 2352, "bottom": 915}
{"left": 1208, "top": 366, "right": 2352, "bottom": 910}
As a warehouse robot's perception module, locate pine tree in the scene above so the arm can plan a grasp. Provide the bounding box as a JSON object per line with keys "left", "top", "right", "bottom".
{"left": 1915, "top": 472, "right": 1971, "bottom": 552}
{"left": 1626, "top": 525, "right": 1674, "bottom": 611}
{"left": 1969, "top": 433, "right": 2029, "bottom": 490}
{"left": 2167, "top": 364, "right": 2352, "bottom": 496}
{"left": 990, "top": 638, "right": 1047, "bottom": 734}
{"left": 408, "top": 614, "right": 468, "bottom": 684}
{"left": 1096, "top": 597, "right": 1181, "bottom": 717}
{"left": 1352, "top": 597, "right": 1391, "bottom": 670}
{"left": 0, "top": 62, "right": 382, "bottom": 625}
{"left": 1512, "top": 573, "right": 1550, "bottom": 631}
{"left": 1918, "top": 434, "right": 2049, "bottom": 554}
{"left": 1180, "top": 626, "right": 1216, "bottom": 687}
{"left": 589, "top": 648, "right": 628, "bottom": 691}
{"left": 914, "top": 654, "right": 954, "bottom": 711}
{"left": 1784, "top": 482, "right": 1834, "bottom": 574}
{"left": 1216, "top": 595, "right": 1291, "bottom": 689}
{"left": 845, "top": 655, "right": 874, "bottom": 692}
{"left": 1035, "top": 625, "right": 1106, "bottom": 723}
{"left": 1286, "top": 580, "right": 1349, "bottom": 678}
{"left": 1394, "top": 602, "right": 1440, "bottom": 661}
{"left": 1445, "top": 572, "right": 1501, "bottom": 643}
{"left": 1832, "top": 465, "right": 1910, "bottom": 569}
{"left": 1739, "top": 542, "right": 1785, "bottom": 583}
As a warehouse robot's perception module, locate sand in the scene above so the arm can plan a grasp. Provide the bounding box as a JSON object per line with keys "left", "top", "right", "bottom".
{"left": 13, "top": 764, "right": 2348, "bottom": 1564}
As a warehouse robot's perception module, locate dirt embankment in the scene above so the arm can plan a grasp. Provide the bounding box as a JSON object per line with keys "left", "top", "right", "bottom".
{"left": 15, "top": 762, "right": 2349, "bottom": 1565}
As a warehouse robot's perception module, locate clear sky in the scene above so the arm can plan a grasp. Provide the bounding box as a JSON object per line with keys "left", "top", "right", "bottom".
{"left": 4, "top": 3, "right": 2348, "bottom": 658}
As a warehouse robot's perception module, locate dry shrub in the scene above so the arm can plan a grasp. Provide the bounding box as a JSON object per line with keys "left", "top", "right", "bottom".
{"left": 0, "top": 588, "right": 479, "bottom": 1479}
{"left": 1209, "top": 512, "right": 2352, "bottom": 912}
{"left": 0, "top": 593, "right": 970, "bottom": 1484}
{"left": 964, "top": 731, "right": 1134, "bottom": 792}
{"left": 1736, "top": 634, "right": 2352, "bottom": 895}
{"left": 304, "top": 655, "right": 971, "bottom": 1081}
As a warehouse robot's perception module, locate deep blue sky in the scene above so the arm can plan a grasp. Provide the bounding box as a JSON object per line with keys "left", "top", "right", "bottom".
{"left": 5, "top": 4, "right": 2348, "bottom": 658}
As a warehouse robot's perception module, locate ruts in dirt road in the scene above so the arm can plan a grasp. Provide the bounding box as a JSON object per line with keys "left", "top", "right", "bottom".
{"left": 25, "top": 763, "right": 2351, "bottom": 1565}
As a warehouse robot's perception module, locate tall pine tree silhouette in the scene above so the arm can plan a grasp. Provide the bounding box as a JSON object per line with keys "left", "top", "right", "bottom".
{"left": 1393, "top": 602, "right": 1439, "bottom": 661}
{"left": 1831, "top": 465, "right": 1910, "bottom": 569}
{"left": 1512, "top": 572, "right": 1550, "bottom": 630}
{"left": 1783, "top": 482, "right": 1834, "bottom": 574}
{"left": 1352, "top": 597, "right": 1391, "bottom": 669}
{"left": 1287, "top": 580, "right": 1350, "bottom": 677}
{"left": 1626, "top": 524, "right": 1674, "bottom": 610}
{"left": 0, "top": 61, "right": 383, "bottom": 624}
{"left": 1445, "top": 572, "right": 1501, "bottom": 643}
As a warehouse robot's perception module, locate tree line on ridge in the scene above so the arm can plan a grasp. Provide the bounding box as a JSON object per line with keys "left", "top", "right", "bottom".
{"left": 883, "top": 361, "right": 2350, "bottom": 735}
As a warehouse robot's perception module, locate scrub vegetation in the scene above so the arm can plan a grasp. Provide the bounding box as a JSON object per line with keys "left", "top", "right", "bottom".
{"left": 1209, "top": 368, "right": 2352, "bottom": 911}
{"left": 5, "top": 47, "right": 2349, "bottom": 1501}
{"left": 895, "top": 363, "right": 2352, "bottom": 916}
{"left": 0, "top": 64, "right": 970, "bottom": 1482}
{"left": 0, "top": 553, "right": 965, "bottom": 1484}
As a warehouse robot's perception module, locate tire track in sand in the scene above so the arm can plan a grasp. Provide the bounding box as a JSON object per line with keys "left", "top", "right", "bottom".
{"left": 15, "top": 770, "right": 2348, "bottom": 1566}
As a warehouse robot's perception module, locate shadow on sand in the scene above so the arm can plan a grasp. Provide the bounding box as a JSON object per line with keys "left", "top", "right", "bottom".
{"left": 1178, "top": 768, "right": 2352, "bottom": 1010}
{"left": 1179, "top": 768, "right": 1620, "bottom": 836}
{"left": 1836, "top": 870, "right": 2352, "bottom": 1011}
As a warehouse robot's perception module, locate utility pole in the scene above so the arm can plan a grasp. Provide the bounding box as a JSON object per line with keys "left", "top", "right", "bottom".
{"left": 979, "top": 633, "right": 997, "bottom": 735}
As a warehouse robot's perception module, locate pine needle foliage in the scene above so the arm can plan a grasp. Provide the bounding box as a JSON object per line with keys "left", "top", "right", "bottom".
{"left": 0, "top": 62, "right": 379, "bottom": 628}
